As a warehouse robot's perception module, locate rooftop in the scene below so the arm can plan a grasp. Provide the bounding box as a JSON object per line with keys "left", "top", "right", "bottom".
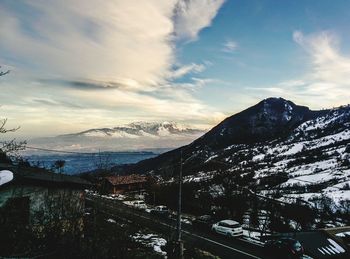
{"left": 220, "top": 219, "right": 240, "bottom": 225}
{"left": 105, "top": 174, "right": 147, "bottom": 186}
{"left": 0, "top": 163, "right": 91, "bottom": 188}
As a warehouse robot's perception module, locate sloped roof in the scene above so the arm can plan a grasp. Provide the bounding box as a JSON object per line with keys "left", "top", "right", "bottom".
{"left": 105, "top": 174, "right": 147, "bottom": 186}
{"left": 0, "top": 163, "right": 91, "bottom": 188}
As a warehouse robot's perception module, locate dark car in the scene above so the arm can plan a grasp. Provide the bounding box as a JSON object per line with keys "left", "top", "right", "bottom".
{"left": 150, "top": 205, "right": 169, "bottom": 217}
{"left": 265, "top": 237, "right": 304, "bottom": 258}
{"left": 192, "top": 215, "right": 215, "bottom": 231}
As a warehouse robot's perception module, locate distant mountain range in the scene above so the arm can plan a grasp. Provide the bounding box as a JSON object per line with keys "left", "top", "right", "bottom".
{"left": 27, "top": 122, "right": 206, "bottom": 153}
{"left": 61, "top": 121, "right": 204, "bottom": 138}
{"left": 122, "top": 97, "right": 350, "bottom": 207}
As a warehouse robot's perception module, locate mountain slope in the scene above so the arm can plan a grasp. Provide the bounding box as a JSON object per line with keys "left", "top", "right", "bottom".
{"left": 195, "top": 97, "right": 322, "bottom": 149}
{"left": 123, "top": 98, "right": 350, "bottom": 206}
{"left": 126, "top": 98, "right": 326, "bottom": 174}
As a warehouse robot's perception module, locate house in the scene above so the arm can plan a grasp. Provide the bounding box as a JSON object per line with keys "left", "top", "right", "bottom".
{"left": 0, "top": 164, "right": 91, "bottom": 257}
{"left": 100, "top": 174, "right": 149, "bottom": 194}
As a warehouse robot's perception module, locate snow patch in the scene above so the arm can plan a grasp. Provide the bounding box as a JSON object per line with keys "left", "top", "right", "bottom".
{"left": 131, "top": 232, "right": 167, "bottom": 256}
{"left": 106, "top": 218, "right": 116, "bottom": 224}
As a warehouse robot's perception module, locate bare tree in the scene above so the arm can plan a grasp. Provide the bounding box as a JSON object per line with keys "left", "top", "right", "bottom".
{"left": 0, "top": 66, "right": 10, "bottom": 77}
{"left": 93, "top": 150, "right": 113, "bottom": 174}
{"left": 0, "top": 67, "right": 26, "bottom": 162}
{"left": 53, "top": 160, "right": 66, "bottom": 174}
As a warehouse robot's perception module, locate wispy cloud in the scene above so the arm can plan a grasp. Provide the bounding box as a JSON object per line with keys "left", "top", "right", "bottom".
{"left": 222, "top": 40, "right": 238, "bottom": 52}
{"left": 247, "top": 30, "right": 350, "bottom": 109}
{"left": 170, "top": 63, "right": 206, "bottom": 79}
{"left": 174, "top": 0, "right": 226, "bottom": 41}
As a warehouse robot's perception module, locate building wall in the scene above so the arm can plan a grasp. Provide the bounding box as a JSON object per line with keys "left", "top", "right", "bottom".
{"left": 0, "top": 184, "right": 85, "bottom": 237}
{"left": 108, "top": 182, "right": 147, "bottom": 194}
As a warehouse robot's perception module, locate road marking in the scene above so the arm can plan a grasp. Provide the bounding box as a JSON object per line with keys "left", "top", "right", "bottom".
{"left": 182, "top": 230, "right": 263, "bottom": 259}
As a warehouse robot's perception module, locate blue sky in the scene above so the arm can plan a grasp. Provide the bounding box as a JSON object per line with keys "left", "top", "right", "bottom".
{"left": 1, "top": 0, "right": 350, "bottom": 138}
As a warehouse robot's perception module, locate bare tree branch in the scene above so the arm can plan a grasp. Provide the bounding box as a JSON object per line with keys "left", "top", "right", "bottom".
{"left": 0, "top": 118, "right": 20, "bottom": 133}
{"left": 0, "top": 66, "right": 10, "bottom": 77}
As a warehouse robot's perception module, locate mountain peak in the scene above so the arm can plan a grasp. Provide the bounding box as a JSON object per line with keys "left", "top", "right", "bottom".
{"left": 263, "top": 96, "right": 290, "bottom": 102}
{"left": 192, "top": 97, "right": 317, "bottom": 149}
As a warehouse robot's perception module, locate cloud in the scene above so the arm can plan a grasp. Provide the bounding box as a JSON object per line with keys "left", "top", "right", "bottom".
{"left": 174, "top": 0, "right": 226, "bottom": 41}
{"left": 293, "top": 31, "right": 350, "bottom": 105}
{"left": 222, "top": 40, "right": 238, "bottom": 52}
{"left": 247, "top": 30, "right": 350, "bottom": 109}
{"left": 0, "top": 1, "right": 175, "bottom": 86}
{"left": 170, "top": 63, "right": 206, "bottom": 79}
{"left": 245, "top": 87, "right": 285, "bottom": 94}
{"left": 38, "top": 78, "right": 146, "bottom": 92}
{"left": 0, "top": 0, "right": 226, "bottom": 137}
{"left": 0, "top": 0, "right": 225, "bottom": 86}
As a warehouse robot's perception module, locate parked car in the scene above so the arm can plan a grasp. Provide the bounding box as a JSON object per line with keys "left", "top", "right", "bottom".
{"left": 133, "top": 200, "right": 148, "bottom": 210}
{"left": 150, "top": 205, "right": 169, "bottom": 217}
{"left": 193, "top": 215, "right": 215, "bottom": 231}
{"left": 181, "top": 216, "right": 193, "bottom": 225}
{"left": 123, "top": 200, "right": 147, "bottom": 210}
{"left": 211, "top": 220, "right": 243, "bottom": 237}
{"left": 264, "top": 237, "right": 304, "bottom": 258}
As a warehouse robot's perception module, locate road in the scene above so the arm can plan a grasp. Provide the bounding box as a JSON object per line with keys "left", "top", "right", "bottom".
{"left": 86, "top": 195, "right": 270, "bottom": 259}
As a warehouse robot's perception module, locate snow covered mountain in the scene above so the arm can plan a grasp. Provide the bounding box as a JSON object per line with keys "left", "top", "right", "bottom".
{"left": 124, "top": 98, "right": 350, "bottom": 207}
{"left": 62, "top": 121, "right": 203, "bottom": 138}
{"left": 27, "top": 122, "right": 206, "bottom": 153}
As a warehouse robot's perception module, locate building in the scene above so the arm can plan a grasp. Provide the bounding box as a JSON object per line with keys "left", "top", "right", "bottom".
{"left": 100, "top": 174, "right": 149, "bottom": 194}
{"left": 0, "top": 164, "right": 91, "bottom": 257}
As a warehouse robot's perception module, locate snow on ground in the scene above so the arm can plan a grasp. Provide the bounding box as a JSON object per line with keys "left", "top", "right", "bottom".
{"left": 106, "top": 218, "right": 116, "bottom": 224}
{"left": 336, "top": 231, "right": 350, "bottom": 238}
{"left": 279, "top": 190, "right": 350, "bottom": 208}
{"left": 324, "top": 190, "right": 350, "bottom": 204}
{"left": 252, "top": 154, "right": 265, "bottom": 162}
{"left": 183, "top": 171, "right": 214, "bottom": 183}
{"left": 131, "top": 232, "right": 167, "bottom": 257}
{"left": 205, "top": 154, "right": 218, "bottom": 163}
{"left": 0, "top": 170, "right": 13, "bottom": 186}
{"left": 281, "top": 171, "right": 339, "bottom": 187}
{"left": 243, "top": 229, "right": 263, "bottom": 239}
{"left": 287, "top": 159, "right": 337, "bottom": 177}
{"left": 209, "top": 184, "right": 224, "bottom": 198}
{"left": 324, "top": 179, "right": 350, "bottom": 191}
{"left": 281, "top": 142, "right": 305, "bottom": 156}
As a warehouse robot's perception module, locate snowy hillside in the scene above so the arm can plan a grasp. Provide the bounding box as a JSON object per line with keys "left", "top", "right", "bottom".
{"left": 125, "top": 99, "right": 350, "bottom": 208}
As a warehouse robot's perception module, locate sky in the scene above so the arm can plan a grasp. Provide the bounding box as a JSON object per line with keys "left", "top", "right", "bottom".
{"left": 1, "top": 0, "right": 350, "bottom": 139}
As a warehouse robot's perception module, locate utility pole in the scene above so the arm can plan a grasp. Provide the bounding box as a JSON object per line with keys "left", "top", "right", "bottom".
{"left": 176, "top": 149, "right": 184, "bottom": 258}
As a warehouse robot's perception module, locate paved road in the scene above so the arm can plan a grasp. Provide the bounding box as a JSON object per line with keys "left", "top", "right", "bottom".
{"left": 86, "top": 195, "right": 270, "bottom": 259}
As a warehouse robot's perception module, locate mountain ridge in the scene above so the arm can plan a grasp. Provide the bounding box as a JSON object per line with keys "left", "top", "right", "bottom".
{"left": 123, "top": 97, "right": 331, "bottom": 174}
{"left": 120, "top": 98, "right": 350, "bottom": 207}
{"left": 27, "top": 121, "right": 206, "bottom": 154}
{"left": 59, "top": 121, "right": 205, "bottom": 138}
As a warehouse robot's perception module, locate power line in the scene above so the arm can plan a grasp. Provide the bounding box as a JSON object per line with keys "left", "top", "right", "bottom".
{"left": 25, "top": 146, "right": 96, "bottom": 155}
{"left": 0, "top": 141, "right": 150, "bottom": 156}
